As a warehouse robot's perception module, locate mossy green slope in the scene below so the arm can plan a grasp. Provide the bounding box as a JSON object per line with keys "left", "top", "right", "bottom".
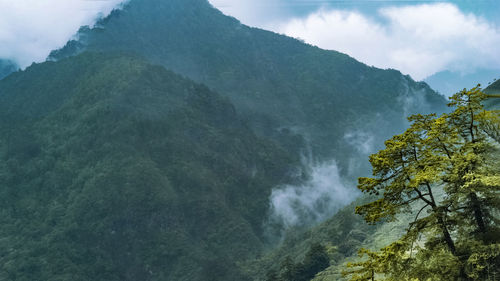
{"left": 0, "top": 52, "right": 299, "bottom": 281}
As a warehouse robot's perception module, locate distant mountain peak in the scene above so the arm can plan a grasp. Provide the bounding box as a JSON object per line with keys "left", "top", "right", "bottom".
{"left": 485, "top": 78, "right": 500, "bottom": 93}
{"left": 0, "top": 59, "right": 18, "bottom": 80}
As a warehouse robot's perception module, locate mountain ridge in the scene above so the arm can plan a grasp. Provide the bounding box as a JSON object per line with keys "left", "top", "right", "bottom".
{"left": 0, "top": 1, "right": 453, "bottom": 280}
{"left": 0, "top": 59, "right": 17, "bottom": 80}
{"left": 49, "top": 0, "right": 447, "bottom": 167}
{"left": 486, "top": 79, "right": 500, "bottom": 93}
{"left": 0, "top": 52, "right": 300, "bottom": 281}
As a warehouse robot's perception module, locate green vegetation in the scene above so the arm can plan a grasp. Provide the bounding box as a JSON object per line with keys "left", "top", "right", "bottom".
{"left": 265, "top": 243, "right": 330, "bottom": 281}
{"left": 343, "top": 87, "right": 500, "bottom": 280}
{"left": 50, "top": 0, "right": 446, "bottom": 170}
{"left": 0, "top": 1, "right": 473, "bottom": 280}
{"left": 247, "top": 87, "right": 500, "bottom": 281}
{"left": 0, "top": 53, "right": 301, "bottom": 281}
{"left": 241, "top": 197, "right": 382, "bottom": 280}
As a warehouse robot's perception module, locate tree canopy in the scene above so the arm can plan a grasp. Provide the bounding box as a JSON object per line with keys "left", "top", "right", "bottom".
{"left": 344, "top": 86, "right": 500, "bottom": 280}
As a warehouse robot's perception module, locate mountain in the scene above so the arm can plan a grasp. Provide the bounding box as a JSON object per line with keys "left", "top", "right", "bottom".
{"left": 485, "top": 78, "right": 500, "bottom": 93}
{"left": 0, "top": 0, "right": 451, "bottom": 280}
{"left": 50, "top": 0, "right": 446, "bottom": 170}
{"left": 0, "top": 52, "right": 300, "bottom": 281}
{"left": 485, "top": 78, "right": 500, "bottom": 109}
{"left": 425, "top": 69, "right": 500, "bottom": 97}
{"left": 0, "top": 59, "right": 17, "bottom": 80}
{"left": 242, "top": 197, "right": 380, "bottom": 280}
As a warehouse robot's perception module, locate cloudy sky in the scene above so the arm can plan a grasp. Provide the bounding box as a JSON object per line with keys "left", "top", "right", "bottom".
{"left": 0, "top": 0, "right": 124, "bottom": 67}
{"left": 0, "top": 0, "right": 499, "bottom": 85}
{"left": 210, "top": 0, "right": 500, "bottom": 82}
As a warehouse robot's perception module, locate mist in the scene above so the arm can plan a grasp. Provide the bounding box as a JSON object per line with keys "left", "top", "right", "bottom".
{"left": 267, "top": 161, "right": 358, "bottom": 232}
{"left": 0, "top": 0, "right": 127, "bottom": 68}
{"left": 343, "top": 130, "right": 375, "bottom": 155}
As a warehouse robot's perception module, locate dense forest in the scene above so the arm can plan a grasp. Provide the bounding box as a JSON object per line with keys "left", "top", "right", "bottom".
{"left": 49, "top": 0, "right": 446, "bottom": 169}
{"left": 343, "top": 87, "right": 500, "bottom": 280}
{"left": 0, "top": 0, "right": 498, "bottom": 280}
{"left": 249, "top": 85, "right": 500, "bottom": 281}
{"left": 0, "top": 53, "right": 306, "bottom": 280}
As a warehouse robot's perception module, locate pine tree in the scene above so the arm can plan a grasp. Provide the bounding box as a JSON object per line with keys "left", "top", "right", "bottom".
{"left": 345, "top": 86, "right": 500, "bottom": 280}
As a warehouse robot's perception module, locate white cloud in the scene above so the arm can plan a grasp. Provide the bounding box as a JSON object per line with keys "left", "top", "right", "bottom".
{"left": 344, "top": 130, "right": 375, "bottom": 155}
{"left": 0, "top": 0, "right": 126, "bottom": 68}
{"left": 277, "top": 3, "right": 500, "bottom": 80}
{"left": 268, "top": 161, "right": 357, "bottom": 229}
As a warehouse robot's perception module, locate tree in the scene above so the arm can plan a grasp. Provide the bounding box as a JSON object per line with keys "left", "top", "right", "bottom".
{"left": 345, "top": 86, "right": 500, "bottom": 280}
{"left": 443, "top": 88, "right": 499, "bottom": 238}
{"left": 300, "top": 243, "right": 330, "bottom": 280}
{"left": 271, "top": 243, "right": 330, "bottom": 281}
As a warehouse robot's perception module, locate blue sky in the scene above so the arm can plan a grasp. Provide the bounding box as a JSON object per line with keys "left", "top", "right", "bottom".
{"left": 0, "top": 0, "right": 498, "bottom": 87}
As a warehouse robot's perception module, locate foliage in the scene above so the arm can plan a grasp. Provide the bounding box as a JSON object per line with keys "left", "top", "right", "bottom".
{"left": 265, "top": 244, "right": 330, "bottom": 281}
{"left": 49, "top": 0, "right": 447, "bottom": 168}
{"left": 244, "top": 197, "right": 381, "bottom": 281}
{"left": 0, "top": 53, "right": 300, "bottom": 281}
{"left": 0, "top": 0, "right": 454, "bottom": 279}
{"left": 344, "top": 87, "right": 500, "bottom": 280}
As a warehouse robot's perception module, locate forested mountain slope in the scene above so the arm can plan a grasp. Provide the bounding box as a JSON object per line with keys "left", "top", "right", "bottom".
{"left": 251, "top": 85, "right": 500, "bottom": 281}
{"left": 485, "top": 79, "right": 500, "bottom": 109}
{"left": 49, "top": 0, "right": 446, "bottom": 166}
{"left": 0, "top": 59, "right": 17, "bottom": 80}
{"left": 486, "top": 79, "right": 500, "bottom": 93}
{"left": 0, "top": 53, "right": 300, "bottom": 281}
{"left": 0, "top": 0, "right": 454, "bottom": 280}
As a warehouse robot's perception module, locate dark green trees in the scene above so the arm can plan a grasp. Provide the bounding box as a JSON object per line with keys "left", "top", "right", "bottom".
{"left": 0, "top": 53, "right": 300, "bottom": 281}
{"left": 345, "top": 87, "right": 500, "bottom": 280}
{"left": 267, "top": 243, "right": 330, "bottom": 281}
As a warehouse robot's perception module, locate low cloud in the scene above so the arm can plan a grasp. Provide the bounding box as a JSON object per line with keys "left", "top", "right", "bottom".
{"left": 0, "top": 0, "right": 126, "bottom": 68}
{"left": 277, "top": 3, "right": 500, "bottom": 80}
{"left": 268, "top": 161, "right": 357, "bottom": 231}
{"left": 344, "top": 130, "right": 375, "bottom": 155}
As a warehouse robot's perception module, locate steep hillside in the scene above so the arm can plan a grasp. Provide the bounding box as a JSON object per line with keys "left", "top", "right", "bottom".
{"left": 242, "top": 197, "right": 379, "bottom": 280}
{"left": 252, "top": 84, "right": 500, "bottom": 281}
{"left": 0, "top": 0, "right": 453, "bottom": 279}
{"left": 424, "top": 69, "right": 500, "bottom": 97}
{"left": 49, "top": 0, "right": 446, "bottom": 170}
{"left": 486, "top": 79, "right": 500, "bottom": 93}
{"left": 0, "top": 59, "right": 17, "bottom": 80}
{"left": 485, "top": 79, "right": 500, "bottom": 109}
{"left": 0, "top": 52, "right": 300, "bottom": 281}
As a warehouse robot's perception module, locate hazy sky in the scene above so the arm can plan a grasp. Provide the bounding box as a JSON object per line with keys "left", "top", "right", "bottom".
{"left": 0, "top": 0, "right": 499, "bottom": 81}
